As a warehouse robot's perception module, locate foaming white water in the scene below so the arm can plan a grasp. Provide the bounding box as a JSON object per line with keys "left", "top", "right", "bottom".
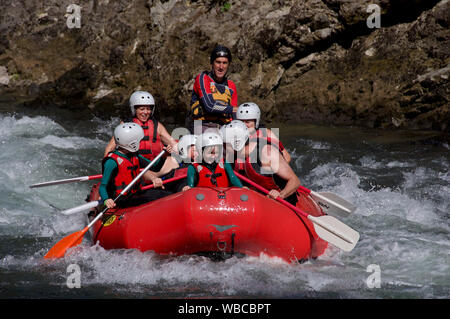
{"left": 0, "top": 114, "right": 104, "bottom": 238}
{"left": 1, "top": 114, "right": 448, "bottom": 298}
{"left": 0, "top": 115, "right": 65, "bottom": 138}
{"left": 37, "top": 135, "right": 103, "bottom": 149}
{"left": 291, "top": 138, "right": 450, "bottom": 298}
{"left": 1, "top": 243, "right": 356, "bottom": 297}
{"left": 90, "top": 116, "right": 121, "bottom": 136}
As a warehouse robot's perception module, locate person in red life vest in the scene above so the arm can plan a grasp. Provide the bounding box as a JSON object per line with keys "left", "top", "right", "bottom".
{"left": 182, "top": 131, "right": 243, "bottom": 191}
{"left": 104, "top": 91, "right": 178, "bottom": 171}
{"left": 100, "top": 123, "right": 173, "bottom": 209}
{"left": 225, "top": 120, "right": 300, "bottom": 205}
{"left": 150, "top": 134, "right": 199, "bottom": 193}
{"left": 236, "top": 102, "right": 291, "bottom": 163}
{"left": 186, "top": 45, "right": 238, "bottom": 133}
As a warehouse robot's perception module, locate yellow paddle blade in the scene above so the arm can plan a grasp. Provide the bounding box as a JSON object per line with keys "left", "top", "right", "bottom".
{"left": 44, "top": 228, "right": 87, "bottom": 259}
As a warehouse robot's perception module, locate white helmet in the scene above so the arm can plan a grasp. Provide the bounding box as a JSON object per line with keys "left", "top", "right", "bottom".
{"left": 195, "top": 131, "right": 223, "bottom": 151}
{"left": 114, "top": 122, "right": 144, "bottom": 152}
{"left": 129, "top": 91, "right": 155, "bottom": 116}
{"left": 196, "top": 131, "right": 223, "bottom": 163}
{"left": 177, "top": 134, "right": 198, "bottom": 160}
{"left": 236, "top": 102, "right": 261, "bottom": 129}
{"left": 220, "top": 120, "right": 249, "bottom": 151}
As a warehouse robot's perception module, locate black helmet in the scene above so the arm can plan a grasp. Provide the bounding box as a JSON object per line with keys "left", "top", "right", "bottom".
{"left": 210, "top": 45, "right": 232, "bottom": 64}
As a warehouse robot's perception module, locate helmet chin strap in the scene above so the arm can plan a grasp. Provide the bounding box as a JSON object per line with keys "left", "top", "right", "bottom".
{"left": 117, "top": 147, "right": 129, "bottom": 154}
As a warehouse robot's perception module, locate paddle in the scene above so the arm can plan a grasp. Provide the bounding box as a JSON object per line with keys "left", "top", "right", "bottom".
{"left": 141, "top": 173, "right": 187, "bottom": 191}
{"left": 60, "top": 200, "right": 102, "bottom": 215}
{"left": 234, "top": 172, "right": 360, "bottom": 252}
{"left": 29, "top": 174, "right": 103, "bottom": 188}
{"left": 59, "top": 173, "right": 188, "bottom": 215}
{"left": 29, "top": 168, "right": 177, "bottom": 189}
{"left": 44, "top": 150, "right": 166, "bottom": 259}
{"left": 297, "top": 185, "right": 357, "bottom": 218}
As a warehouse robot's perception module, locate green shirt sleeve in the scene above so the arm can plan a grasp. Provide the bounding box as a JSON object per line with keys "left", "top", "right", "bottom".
{"left": 187, "top": 164, "right": 197, "bottom": 187}
{"left": 99, "top": 158, "right": 117, "bottom": 202}
{"left": 224, "top": 162, "right": 243, "bottom": 188}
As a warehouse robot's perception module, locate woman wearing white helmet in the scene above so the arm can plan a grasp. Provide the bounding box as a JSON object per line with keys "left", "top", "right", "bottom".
{"left": 236, "top": 102, "right": 291, "bottom": 163}
{"left": 103, "top": 90, "right": 178, "bottom": 170}
{"left": 100, "top": 123, "right": 173, "bottom": 209}
{"left": 182, "top": 130, "right": 243, "bottom": 191}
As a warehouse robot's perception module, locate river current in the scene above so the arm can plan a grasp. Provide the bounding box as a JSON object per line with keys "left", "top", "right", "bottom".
{"left": 0, "top": 109, "right": 448, "bottom": 299}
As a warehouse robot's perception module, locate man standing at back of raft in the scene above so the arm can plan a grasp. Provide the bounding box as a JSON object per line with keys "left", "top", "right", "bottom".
{"left": 186, "top": 44, "right": 238, "bottom": 133}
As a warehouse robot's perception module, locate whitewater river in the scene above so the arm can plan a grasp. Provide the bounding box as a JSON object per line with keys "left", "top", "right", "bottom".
{"left": 0, "top": 109, "right": 448, "bottom": 299}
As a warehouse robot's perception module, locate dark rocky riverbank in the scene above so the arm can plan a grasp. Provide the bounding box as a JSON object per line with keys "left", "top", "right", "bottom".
{"left": 0, "top": 0, "right": 448, "bottom": 130}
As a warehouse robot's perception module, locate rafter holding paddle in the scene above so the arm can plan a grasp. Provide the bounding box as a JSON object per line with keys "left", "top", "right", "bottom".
{"left": 44, "top": 150, "right": 166, "bottom": 259}
{"left": 59, "top": 173, "right": 188, "bottom": 215}
{"left": 234, "top": 171, "right": 360, "bottom": 252}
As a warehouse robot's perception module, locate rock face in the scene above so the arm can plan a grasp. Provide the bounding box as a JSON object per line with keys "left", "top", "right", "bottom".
{"left": 0, "top": 0, "right": 448, "bottom": 130}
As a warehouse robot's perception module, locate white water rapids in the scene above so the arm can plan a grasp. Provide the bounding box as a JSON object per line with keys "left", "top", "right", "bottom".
{"left": 0, "top": 113, "right": 448, "bottom": 298}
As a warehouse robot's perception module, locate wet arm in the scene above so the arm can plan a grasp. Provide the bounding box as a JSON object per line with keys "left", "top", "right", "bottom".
{"left": 155, "top": 156, "right": 180, "bottom": 178}
{"left": 157, "top": 123, "right": 178, "bottom": 151}
{"left": 272, "top": 155, "right": 300, "bottom": 199}
{"left": 262, "top": 145, "right": 299, "bottom": 199}
{"left": 267, "top": 128, "right": 291, "bottom": 163}
{"left": 103, "top": 136, "right": 116, "bottom": 158}
{"left": 282, "top": 149, "right": 291, "bottom": 163}
{"left": 103, "top": 120, "right": 124, "bottom": 158}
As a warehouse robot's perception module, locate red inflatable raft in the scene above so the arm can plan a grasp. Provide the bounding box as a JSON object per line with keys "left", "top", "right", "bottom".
{"left": 86, "top": 185, "right": 328, "bottom": 263}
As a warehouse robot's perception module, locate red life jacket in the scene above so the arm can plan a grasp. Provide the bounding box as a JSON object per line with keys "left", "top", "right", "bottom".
{"left": 235, "top": 130, "right": 285, "bottom": 183}
{"left": 249, "top": 128, "right": 285, "bottom": 153}
{"left": 233, "top": 133, "right": 280, "bottom": 185}
{"left": 243, "top": 152, "right": 280, "bottom": 191}
{"left": 102, "top": 152, "right": 141, "bottom": 197}
{"left": 234, "top": 157, "right": 245, "bottom": 172}
{"left": 241, "top": 144, "right": 301, "bottom": 205}
{"left": 132, "top": 117, "right": 164, "bottom": 161}
{"left": 193, "top": 160, "right": 230, "bottom": 187}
